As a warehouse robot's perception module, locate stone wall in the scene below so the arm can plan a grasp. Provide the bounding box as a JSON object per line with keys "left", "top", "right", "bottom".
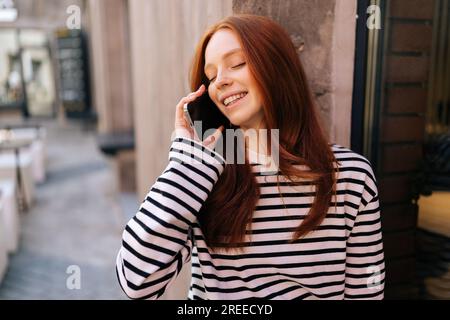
{"left": 233, "top": 0, "right": 357, "bottom": 146}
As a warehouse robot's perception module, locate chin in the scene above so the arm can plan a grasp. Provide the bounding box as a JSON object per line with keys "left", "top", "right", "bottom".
{"left": 227, "top": 111, "right": 249, "bottom": 126}
{"left": 228, "top": 114, "right": 248, "bottom": 126}
{"left": 230, "top": 119, "right": 252, "bottom": 129}
{"left": 230, "top": 111, "right": 258, "bottom": 127}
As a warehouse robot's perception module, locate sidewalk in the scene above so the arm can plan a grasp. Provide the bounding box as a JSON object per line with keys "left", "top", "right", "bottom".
{"left": 0, "top": 120, "right": 133, "bottom": 299}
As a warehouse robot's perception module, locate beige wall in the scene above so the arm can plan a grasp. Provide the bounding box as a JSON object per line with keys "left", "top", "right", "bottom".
{"left": 129, "top": 0, "right": 232, "bottom": 199}
{"left": 128, "top": 0, "right": 232, "bottom": 299}
{"left": 330, "top": 0, "right": 357, "bottom": 147}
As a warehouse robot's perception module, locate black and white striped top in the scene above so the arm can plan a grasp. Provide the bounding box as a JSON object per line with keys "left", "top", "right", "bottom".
{"left": 116, "top": 137, "right": 385, "bottom": 300}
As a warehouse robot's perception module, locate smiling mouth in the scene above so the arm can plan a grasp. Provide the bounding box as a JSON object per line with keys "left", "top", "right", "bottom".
{"left": 223, "top": 92, "right": 248, "bottom": 107}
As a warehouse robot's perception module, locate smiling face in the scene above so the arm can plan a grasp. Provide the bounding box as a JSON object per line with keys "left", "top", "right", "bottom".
{"left": 204, "top": 28, "right": 265, "bottom": 130}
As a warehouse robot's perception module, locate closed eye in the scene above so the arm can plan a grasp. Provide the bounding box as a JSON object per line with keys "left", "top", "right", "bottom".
{"left": 232, "top": 62, "right": 246, "bottom": 69}
{"left": 207, "top": 62, "right": 246, "bottom": 83}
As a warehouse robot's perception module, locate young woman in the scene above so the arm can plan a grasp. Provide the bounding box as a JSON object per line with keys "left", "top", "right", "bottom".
{"left": 116, "top": 14, "right": 385, "bottom": 300}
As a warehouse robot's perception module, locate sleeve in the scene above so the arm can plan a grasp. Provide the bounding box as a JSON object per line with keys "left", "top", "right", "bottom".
{"left": 116, "top": 137, "right": 225, "bottom": 299}
{"left": 344, "top": 168, "right": 386, "bottom": 300}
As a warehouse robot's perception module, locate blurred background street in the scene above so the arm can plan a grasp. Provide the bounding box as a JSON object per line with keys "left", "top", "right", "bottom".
{"left": 0, "top": 120, "right": 131, "bottom": 299}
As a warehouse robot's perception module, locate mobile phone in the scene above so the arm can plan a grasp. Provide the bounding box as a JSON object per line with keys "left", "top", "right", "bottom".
{"left": 183, "top": 91, "right": 229, "bottom": 141}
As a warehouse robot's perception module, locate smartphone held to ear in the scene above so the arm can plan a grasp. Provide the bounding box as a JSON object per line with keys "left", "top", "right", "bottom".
{"left": 183, "top": 91, "right": 229, "bottom": 141}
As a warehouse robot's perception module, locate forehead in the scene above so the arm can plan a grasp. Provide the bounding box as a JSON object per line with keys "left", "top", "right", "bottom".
{"left": 204, "top": 29, "right": 242, "bottom": 64}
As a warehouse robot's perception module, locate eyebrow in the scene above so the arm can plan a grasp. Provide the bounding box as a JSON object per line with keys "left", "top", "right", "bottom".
{"left": 204, "top": 48, "right": 243, "bottom": 72}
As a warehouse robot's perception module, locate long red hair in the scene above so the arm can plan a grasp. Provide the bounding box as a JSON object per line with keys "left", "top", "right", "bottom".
{"left": 189, "top": 14, "right": 338, "bottom": 251}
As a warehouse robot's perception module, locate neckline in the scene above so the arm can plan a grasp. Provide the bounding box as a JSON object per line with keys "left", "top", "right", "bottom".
{"left": 246, "top": 148, "right": 270, "bottom": 164}
{"left": 246, "top": 148, "right": 280, "bottom": 175}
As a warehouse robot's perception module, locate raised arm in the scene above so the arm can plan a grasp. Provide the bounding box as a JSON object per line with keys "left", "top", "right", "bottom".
{"left": 116, "top": 85, "right": 225, "bottom": 299}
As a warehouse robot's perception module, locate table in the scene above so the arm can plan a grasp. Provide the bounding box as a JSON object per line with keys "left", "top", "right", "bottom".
{"left": 0, "top": 140, "right": 33, "bottom": 212}
{"left": 0, "top": 180, "right": 19, "bottom": 252}
{"left": 0, "top": 127, "right": 47, "bottom": 183}
{"left": 0, "top": 193, "right": 9, "bottom": 283}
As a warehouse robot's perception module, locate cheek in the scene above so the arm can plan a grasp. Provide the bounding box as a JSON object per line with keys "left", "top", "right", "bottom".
{"left": 241, "top": 74, "right": 261, "bottom": 102}
{"left": 208, "top": 88, "right": 216, "bottom": 103}
{"left": 209, "top": 89, "right": 223, "bottom": 110}
{"left": 247, "top": 88, "right": 259, "bottom": 105}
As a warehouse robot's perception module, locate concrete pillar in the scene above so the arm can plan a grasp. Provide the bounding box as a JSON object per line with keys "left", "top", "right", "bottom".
{"left": 331, "top": 0, "right": 357, "bottom": 147}
{"left": 87, "top": 0, "right": 133, "bottom": 134}
{"left": 233, "top": 0, "right": 357, "bottom": 147}
{"left": 129, "top": 0, "right": 232, "bottom": 199}
{"left": 87, "top": 0, "right": 135, "bottom": 192}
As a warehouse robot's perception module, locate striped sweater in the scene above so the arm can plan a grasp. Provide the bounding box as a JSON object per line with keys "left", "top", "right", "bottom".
{"left": 116, "top": 137, "right": 385, "bottom": 300}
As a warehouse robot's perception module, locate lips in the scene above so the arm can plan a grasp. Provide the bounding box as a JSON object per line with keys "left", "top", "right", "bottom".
{"left": 224, "top": 92, "right": 248, "bottom": 108}
{"left": 220, "top": 91, "right": 248, "bottom": 106}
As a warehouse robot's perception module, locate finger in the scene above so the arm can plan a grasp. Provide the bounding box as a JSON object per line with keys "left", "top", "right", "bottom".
{"left": 188, "top": 84, "right": 205, "bottom": 98}
{"left": 196, "top": 84, "right": 205, "bottom": 94}
{"left": 175, "top": 97, "right": 195, "bottom": 125}
{"left": 177, "top": 84, "right": 205, "bottom": 111}
{"left": 175, "top": 85, "right": 206, "bottom": 123}
{"left": 175, "top": 100, "right": 187, "bottom": 126}
{"left": 203, "top": 125, "right": 224, "bottom": 148}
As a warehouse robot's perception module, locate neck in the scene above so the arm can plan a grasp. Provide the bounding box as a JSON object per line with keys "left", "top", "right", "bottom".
{"left": 242, "top": 124, "right": 269, "bottom": 157}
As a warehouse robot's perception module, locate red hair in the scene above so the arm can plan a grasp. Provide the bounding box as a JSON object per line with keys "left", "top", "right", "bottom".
{"left": 189, "top": 14, "right": 339, "bottom": 251}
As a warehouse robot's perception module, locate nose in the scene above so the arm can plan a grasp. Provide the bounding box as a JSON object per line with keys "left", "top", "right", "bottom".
{"left": 214, "top": 70, "right": 232, "bottom": 89}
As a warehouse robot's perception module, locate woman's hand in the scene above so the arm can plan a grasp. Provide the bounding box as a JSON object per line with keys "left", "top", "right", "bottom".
{"left": 174, "top": 84, "right": 224, "bottom": 149}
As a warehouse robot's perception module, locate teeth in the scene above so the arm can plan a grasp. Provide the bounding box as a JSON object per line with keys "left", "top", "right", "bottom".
{"left": 224, "top": 92, "right": 247, "bottom": 106}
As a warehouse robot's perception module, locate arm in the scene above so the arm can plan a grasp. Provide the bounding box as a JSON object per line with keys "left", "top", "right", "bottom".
{"left": 116, "top": 137, "right": 225, "bottom": 299}
{"left": 344, "top": 175, "right": 385, "bottom": 299}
